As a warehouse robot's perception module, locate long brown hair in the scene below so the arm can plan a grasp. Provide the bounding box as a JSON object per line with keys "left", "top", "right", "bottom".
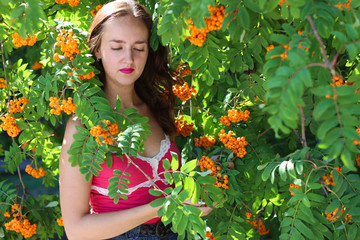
{"left": 87, "top": 0, "right": 176, "bottom": 137}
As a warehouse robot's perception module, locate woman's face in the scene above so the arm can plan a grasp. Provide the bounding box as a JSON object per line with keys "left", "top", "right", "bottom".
{"left": 95, "top": 15, "right": 149, "bottom": 88}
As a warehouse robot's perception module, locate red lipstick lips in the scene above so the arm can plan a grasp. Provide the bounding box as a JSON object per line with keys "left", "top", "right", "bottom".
{"left": 120, "top": 68, "right": 134, "bottom": 74}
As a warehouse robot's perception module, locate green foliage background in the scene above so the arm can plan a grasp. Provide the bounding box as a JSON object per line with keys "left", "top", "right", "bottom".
{"left": 0, "top": 0, "right": 360, "bottom": 239}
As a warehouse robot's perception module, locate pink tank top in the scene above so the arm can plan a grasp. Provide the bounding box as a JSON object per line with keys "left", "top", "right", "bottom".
{"left": 89, "top": 134, "right": 180, "bottom": 224}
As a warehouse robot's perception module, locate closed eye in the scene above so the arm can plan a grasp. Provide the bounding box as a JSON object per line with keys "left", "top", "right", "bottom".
{"left": 134, "top": 48, "right": 144, "bottom": 52}
{"left": 111, "top": 47, "right": 122, "bottom": 50}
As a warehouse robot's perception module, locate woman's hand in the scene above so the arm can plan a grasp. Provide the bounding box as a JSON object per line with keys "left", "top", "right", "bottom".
{"left": 183, "top": 199, "right": 214, "bottom": 217}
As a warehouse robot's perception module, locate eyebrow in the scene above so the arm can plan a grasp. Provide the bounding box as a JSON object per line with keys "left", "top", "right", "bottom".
{"left": 109, "top": 39, "right": 147, "bottom": 44}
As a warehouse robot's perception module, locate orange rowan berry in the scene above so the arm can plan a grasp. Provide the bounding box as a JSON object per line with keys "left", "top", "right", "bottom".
{"left": 325, "top": 206, "right": 351, "bottom": 223}
{"left": 356, "top": 154, "right": 360, "bottom": 168}
{"left": 5, "top": 215, "right": 37, "bottom": 238}
{"left": 91, "top": 4, "right": 103, "bottom": 16}
{"left": 9, "top": 97, "right": 29, "bottom": 113}
{"left": 186, "top": 5, "right": 225, "bottom": 47}
{"left": 334, "top": 0, "right": 351, "bottom": 11}
{"left": 90, "top": 120, "right": 119, "bottom": 145}
{"left": 3, "top": 211, "right": 11, "bottom": 218}
{"left": 55, "top": 0, "right": 79, "bottom": 7}
{"left": 21, "top": 141, "right": 36, "bottom": 152}
{"left": 11, "top": 32, "right": 38, "bottom": 48}
{"left": 206, "top": 230, "right": 216, "bottom": 240}
{"left": 194, "top": 135, "right": 216, "bottom": 149}
{"left": 49, "top": 97, "right": 76, "bottom": 115}
{"left": 227, "top": 109, "right": 250, "bottom": 123}
{"left": 57, "top": 217, "right": 64, "bottom": 226}
{"left": 0, "top": 78, "right": 7, "bottom": 88}
{"left": 175, "top": 115, "right": 194, "bottom": 137}
{"left": 219, "top": 116, "right": 231, "bottom": 126}
{"left": 247, "top": 218, "right": 270, "bottom": 235}
{"left": 25, "top": 165, "right": 45, "bottom": 178}
{"left": 246, "top": 212, "right": 252, "bottom": 218}
{"left": 266, "top": 45, "right": 274, "bottom": 52}
{"left": 322, "top": 166, "right": 341, "bottom": 186}
{"left": 289, "top": 184, "right": 301, "bottom": 195}
{"left": 76, "top": 72, "right": 95, "bottom": 80}
{"left": 1, "top": 113, "right": 21, "bottom": 137}
{"left": 172, "top": 82, "right": 197, "bottom": 101}
{"left": 54, "top": 29, "right": 81, "bottom": 62}
{"left": 31, "top": 61, "right": 43, "bottom": 70}
{"left": 269, "top": 44, "right": 290, "bottom": 60}
{"left": 218, "top": 129, "right": 248, "bottom": 158}
{"left": 279, "top": 0, "right": 289, "bottom": 6}
{"left": 331, "top": 75, "right": 344, "bottom": 86}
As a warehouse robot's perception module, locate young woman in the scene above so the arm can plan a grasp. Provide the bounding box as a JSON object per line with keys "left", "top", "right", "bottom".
{"left": 59, "top": 1, "right": 212, "bottom": 239}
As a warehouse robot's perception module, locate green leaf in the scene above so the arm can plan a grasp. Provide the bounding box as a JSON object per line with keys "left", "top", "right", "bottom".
{"left": 163, "top": 158, "right": 171, "bottom": 171}
{"left": 294, "top": 219, "right": 314, "bottom": 239}
{"left": 149, "top": 188, "right": 162, "bottom": 197}
{"left": 279, "top": 161, "right": 288, "bottom": 181}
{"left": 171, "top": 151, "right": 179, "bottom": 171}
{"left": 180, "top": 159, "right": 197, "bottom": 173}
{"left": 341, "top": 148, "right": 356, "bottom": 171}
{"left": 237, "top": 6, "right": 250, "bottom": 30}
{"left": 106, "top": 152, "right": 113, "bottom": 169}
{"left": 150, "top": 197, "right": 166, "bottom": 208}
{"left": 262, "top": 163, "right": 279, "bottom": 181}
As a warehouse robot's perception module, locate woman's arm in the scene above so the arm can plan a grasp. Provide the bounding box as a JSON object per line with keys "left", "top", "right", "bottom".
{"left": 59, "top": 117, "right": 160, "bottom": 240}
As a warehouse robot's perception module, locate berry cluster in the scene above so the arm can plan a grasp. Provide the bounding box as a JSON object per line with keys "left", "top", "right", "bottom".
{"left": 289, "top": 184, "right": 301, "bottom": 196}
{"left": 279, "top": 0, "right": 289, "bottom": 6}
{"left": 9, "top": 97, "right": 29, "bottom": 114}
{"left": 325, "top": 206, "right": 351, "bottom": 223}
{"left": 54, "top": 29, "right": 81, "bottom": 63}
{"left": 21, "top": 142, "right": 36, "bottom": 152}
{"left": 194, "top": 135, "right": 216, "bottom": 149}
{"left": 322, "top": 166, "right": 342, "bottom": 186}
{"left": 334, "top": 0, "right": 351, "bottom": 11}
{"left": 1, "top": 113, "right": 21, "bottom": 137}
{"left": 172, "top": 82, "right": 197, "bottom": 101}
{"left": 49, "top": 97, "right": 76, "bottom": 115}
{"left": 185, "top": 5, "right": 225, "bottom": 47}
{"left": 354, "top": 128, "right": 360, "bottom": 145}
{"left": 199, "top": 156, "right": 229, "bottom": 189}
{"left": 25, "top": 165, "right": 45, "bottom": 178}
{"left": 270, "top": 44, "right": 290, "bottom": 60}
{"left": 175, "top": 63, "right": 192, "bottom": 77}
{"left": 55, "top": 0, "right": 80, "bottom": 7}
{"left": 0, "top": 78, "right": 7, "bottom": 88}
{"left": 206, "top": 231, "right": 216, "bottom": 240}
{"left": 91, "top": 4, "right": 103, "bottom": 17}
{"left": 220, "top": 109, "right": 250, "bottom": 126}
{"left": 31, "top": 61, "right": 43, "bottom": 70}
{"left": 57, "top": 217, "right": 64, "bottom": 226}
{"left": 90, "top": 120, "right": 119, "bottom": 145}
{"left": 218, "top": 129, "right": 248, "bottom": 158}
{"left": 246, "top": 213, "right": 270, "bottom": 235}
{"left": 4, "top": 204, "right": 37, "bottom": 238}
{"left": 77, "top": 72, "right": 95, "bottom": 80}
{"left": 175, "top": 115, "right": 194, "bottom": 137}
{"left": 331, "top": 75, "right": 344, "bottom": 87}
{"left": 11, "top": 32, "right": 37, "bottom": 48}
{"left": 266, "top": 45, "right": 274, "bottom": 52}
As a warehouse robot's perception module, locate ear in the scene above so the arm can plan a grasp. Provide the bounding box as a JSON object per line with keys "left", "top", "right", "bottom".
{"left": 94, "top": 48, "right": 101, "bottom": 59}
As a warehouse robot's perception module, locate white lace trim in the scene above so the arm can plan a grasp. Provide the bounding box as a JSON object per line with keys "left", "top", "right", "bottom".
{"left": 92, "top": 134, "right": 171, "bottom": 196}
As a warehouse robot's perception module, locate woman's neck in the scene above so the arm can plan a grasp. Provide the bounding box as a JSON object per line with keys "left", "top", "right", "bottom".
{"left": 103, "top": 82, "right": 144, "bottom": 110}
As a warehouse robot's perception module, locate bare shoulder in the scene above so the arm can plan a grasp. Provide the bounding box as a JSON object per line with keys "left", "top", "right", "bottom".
{"left": 64, "top": 115, "right": 83, "bottom": 134}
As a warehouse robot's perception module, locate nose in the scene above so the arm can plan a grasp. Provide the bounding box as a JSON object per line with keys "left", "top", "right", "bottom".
{"left": 123, "top": 48, "right": 134, "bottom": 64}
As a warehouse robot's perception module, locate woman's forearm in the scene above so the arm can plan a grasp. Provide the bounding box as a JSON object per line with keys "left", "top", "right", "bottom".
{"left": 64, "top": 203, "right": 161, "bottom": 240}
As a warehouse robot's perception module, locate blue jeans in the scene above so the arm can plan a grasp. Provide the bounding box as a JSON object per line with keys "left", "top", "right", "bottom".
{"left": 107, "top": 226, "right": 179, "bottom": 240}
